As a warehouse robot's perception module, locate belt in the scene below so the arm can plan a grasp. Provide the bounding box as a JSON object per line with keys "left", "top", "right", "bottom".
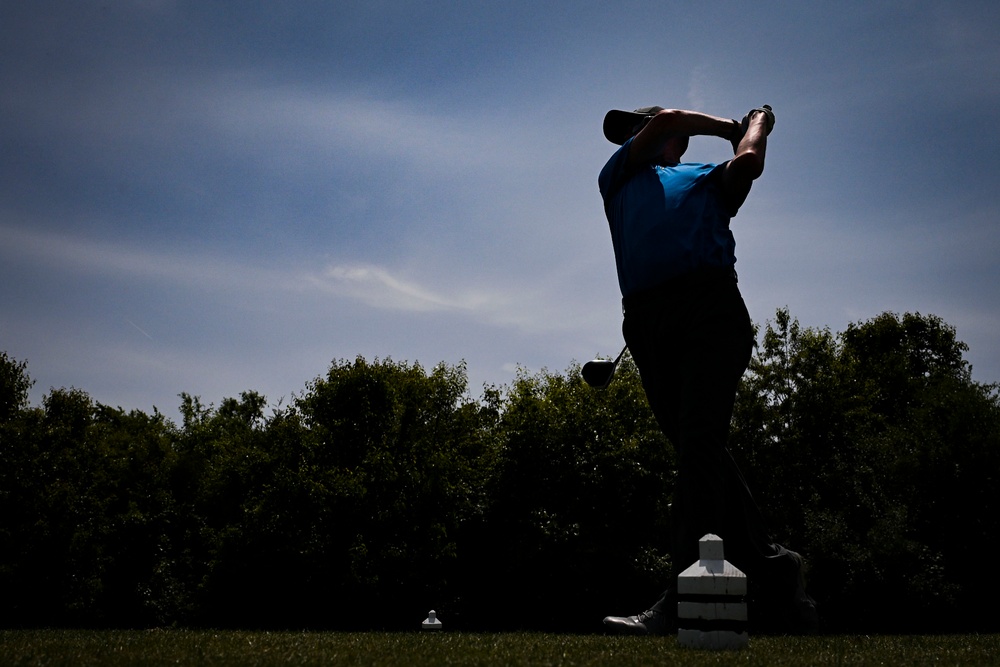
{"left": 622, "top": 266, "right": 738, "bottom": 315}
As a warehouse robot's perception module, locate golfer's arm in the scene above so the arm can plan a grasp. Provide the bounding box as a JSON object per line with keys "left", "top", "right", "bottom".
{"left": 629, "top": 109, "right": 736, "bottom": 165}
{"left": 730, "top": 112, "right": 768, "bottom": 178}
{"left": 720, "top": 113, "right": 769, "bottom": 213}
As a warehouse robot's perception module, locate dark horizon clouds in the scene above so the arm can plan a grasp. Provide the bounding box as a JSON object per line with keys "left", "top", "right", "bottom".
{"left": 3, "top": 1, "right": 999, "bottom": 419}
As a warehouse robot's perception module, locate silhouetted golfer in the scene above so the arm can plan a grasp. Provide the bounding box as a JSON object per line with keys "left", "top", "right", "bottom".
{"left": 597, "top": 104, "right": 818, "bottom": 635}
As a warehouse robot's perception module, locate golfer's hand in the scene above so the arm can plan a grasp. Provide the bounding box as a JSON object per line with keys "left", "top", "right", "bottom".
{"left": 729, "top": 118, "right": 745, "bottom": 154}
{"left": 748, "top": 105, "right": 775, "bottom": 134}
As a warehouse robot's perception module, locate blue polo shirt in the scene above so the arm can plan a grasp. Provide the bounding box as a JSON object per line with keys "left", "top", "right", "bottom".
{"left": 598, "top": 138, "right": 736, "bottom": 297}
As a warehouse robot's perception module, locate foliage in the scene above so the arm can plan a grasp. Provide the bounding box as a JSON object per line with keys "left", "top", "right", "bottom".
{"left": 0, "top": 310, "right": 998, "bottom": 632}
{"left": 732, "top": 309, "right": 1000, "bottom": 632}
{"left": 0, "top": 350, "right": 33, "bottom": 421}
{"left": 136, "top": 357, "right": 495, "bottom": 630}
{"left": 478, "top": 357, "right": 671, "bottom": 629}
{"left": 0, "top": 383, "right": 177, "bottom": 627}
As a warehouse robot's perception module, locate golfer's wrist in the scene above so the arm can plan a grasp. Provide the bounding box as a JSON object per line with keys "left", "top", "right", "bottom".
{"left": 748, "top": 105, "right": 775, "bottom": 134}
{"left": 727, "top": 118, "right": 742, "bottom": 140}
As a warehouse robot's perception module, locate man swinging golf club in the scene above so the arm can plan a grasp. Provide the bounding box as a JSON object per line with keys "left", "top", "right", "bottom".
{"left": 596, "top": 103, "right": 818, "bottom": 634}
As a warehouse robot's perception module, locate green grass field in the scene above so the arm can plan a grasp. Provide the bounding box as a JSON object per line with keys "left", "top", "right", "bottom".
{"left": 1, "top": 630, "right": 998, "bottom": 666}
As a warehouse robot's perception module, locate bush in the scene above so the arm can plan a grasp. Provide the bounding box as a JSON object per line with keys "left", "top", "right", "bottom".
{"left": 1, "top": 310, "right": 998, "bottom": 632}
{"left": 731, "top": 309, "right": 1000, "bottom": 632}
{"left": 475, "top": 357, "right": 672, "bottom": 629}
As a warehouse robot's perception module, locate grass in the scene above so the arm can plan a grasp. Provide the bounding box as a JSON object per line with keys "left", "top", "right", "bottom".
{"left": 1, "top": 630, "right": 999, "bottom": 666}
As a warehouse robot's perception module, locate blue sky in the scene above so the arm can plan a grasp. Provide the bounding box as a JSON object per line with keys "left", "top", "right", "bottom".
{"left": 3, "top": 1, "right": 999, "bottom": 419}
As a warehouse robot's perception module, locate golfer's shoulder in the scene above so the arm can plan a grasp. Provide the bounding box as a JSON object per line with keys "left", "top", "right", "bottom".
{"left": 599, "top": 140, "right": 636, "bottom": 200}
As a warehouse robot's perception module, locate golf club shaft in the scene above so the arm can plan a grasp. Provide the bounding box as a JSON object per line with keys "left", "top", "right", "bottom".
{"left": 612, "top": 344, "right": 627, "bottom": 365}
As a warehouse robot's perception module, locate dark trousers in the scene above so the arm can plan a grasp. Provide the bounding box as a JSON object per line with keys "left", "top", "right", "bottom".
{"left": 622, "top": 269, "right": 797, "bottom": 607}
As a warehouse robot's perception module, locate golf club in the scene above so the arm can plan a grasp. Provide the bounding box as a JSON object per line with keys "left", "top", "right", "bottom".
{"left": 581, "top": 345, "right": 627, "bottom": 389}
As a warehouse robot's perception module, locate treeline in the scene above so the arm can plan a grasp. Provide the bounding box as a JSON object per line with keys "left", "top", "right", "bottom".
{"left": 1, "top": 309, "right": 998, "bottom": 633}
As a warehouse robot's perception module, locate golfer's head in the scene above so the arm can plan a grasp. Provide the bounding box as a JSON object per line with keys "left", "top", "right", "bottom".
{"left": 603, "top": 106, "right": 663, "bottom": 145}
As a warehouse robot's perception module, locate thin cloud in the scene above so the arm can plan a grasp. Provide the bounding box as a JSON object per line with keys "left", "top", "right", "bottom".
{"left": 1, "top": 220, "right": 593, "bottom": 340}
{"left": 0, "top": 221, "right": 279, "bottom": 293}
{"left": 311, "top": 263, "right": 482, "bottom": 312}
{"left": 308, "top": 259, "right": 621, "bottom": 340}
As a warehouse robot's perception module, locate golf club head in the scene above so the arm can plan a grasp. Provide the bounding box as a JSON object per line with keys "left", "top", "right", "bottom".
{"left": 582, "top": 358, "right": 617, "bottom": 389}
{"left": 581, "top": 345, "right": 627, "bottom": 389}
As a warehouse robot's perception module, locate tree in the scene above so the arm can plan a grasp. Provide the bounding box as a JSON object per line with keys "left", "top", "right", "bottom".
{"left": 838, "top": 312, "right": 1000, "bottom": 631}
{"left": 2, "top": 317, "right": 998, "bottom": 633}
{"left": 732, "top": 309, "right": 1000, "bottom": 632}
{"left": 0, "top": 351, "right": 32, "bottom": 422}
{"left": 0, "top": 383, "right": 178, "bottom": 626}
{"left": 180, "top": 358, "right": 497, "bottom": 629}
{"left": 483, "top": 356, "right": 673, "bottom": 629}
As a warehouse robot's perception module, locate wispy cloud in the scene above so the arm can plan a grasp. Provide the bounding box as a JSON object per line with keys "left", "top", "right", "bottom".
{"left": 1, "top": 220, "right": 597, "bottom": 339}
{"left": 686, "top": 64, "right": 711, "bottom": 111}
{"left": 310, "top": 258, "right": 622, "bottom": 340}
{"left": 0, "top": 220, "right": 280, "bottom": 293}
{"left": 309, "top": 263, "right": 492, "bottom": 312}
{"left": 4, "top": 62, "right": 513, "bottom": 183}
